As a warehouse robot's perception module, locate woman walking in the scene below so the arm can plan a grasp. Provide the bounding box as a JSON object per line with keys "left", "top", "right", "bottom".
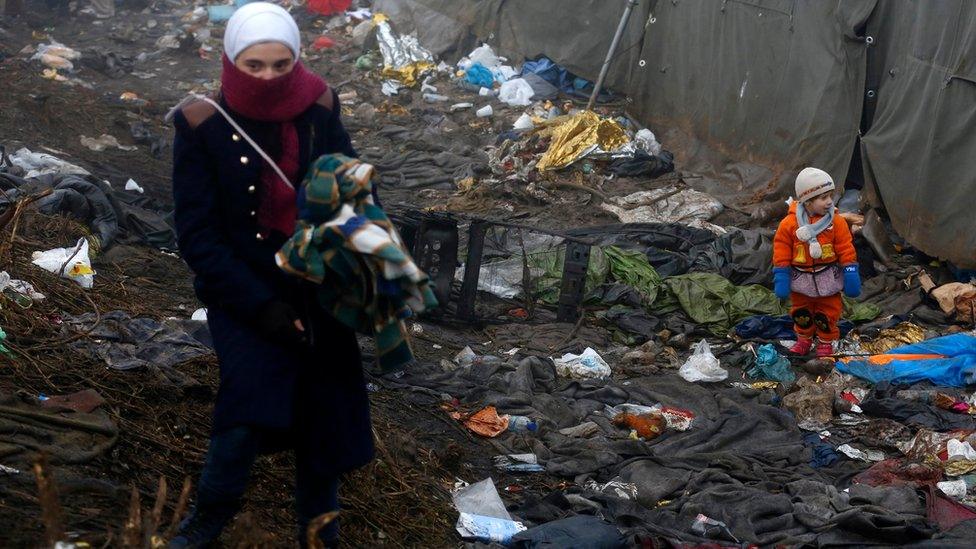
{"left": 168, "top": 3, "right": 371, "bottom": 546}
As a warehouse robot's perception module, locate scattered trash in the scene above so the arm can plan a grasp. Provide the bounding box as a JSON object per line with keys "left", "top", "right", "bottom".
{"left": 498, "top": 78, "right": 534, "bottom": 107}
{"left": 374, "top": 14, "right": 435, "bottom": 86}
{"left": 311, "top": 35, "right": 336, "bottom": 51}
{"left": 678, "top": 339, "right": 727, "bottom": 382}
{"left": 124, "top": 178, "right": 144, "bottom": 193}
{"left": 513, "top": 113, "right": 535, "bottom": 131}
{"left": 938, "top": 479, "right": 968, "bottom": 500}
{"left": 423, "top": 93, "right": 449, "bottom": 103}
{"left": 747, "top": 343, "right": 796, "bottom": 384}
{"left": 465, "top": 63, "right": 495, "bottom": 88}
{"left": 691, "top": 514, "right": 739, "bottom": 543}
{"left": 31, "top": 238, "right": 95, "bottom": 289}
{"left": 307, "top": 0, "right": 351, "bottom": 16}
{"left": 458, "top": 44, "right": 501, "bottom": 69}
{"left": 660, "top": 406, "right": 696, "bottom": 431}
{"left": 948, "top": 439, "right": 976, "bottom": 461}
{"left": 40, "top": 388, "right": 106, "bottom": 414}
{"left": 206, "top": 4, "right": 237, "bottom": 23}
{"left": 0, "top": 271, "right": 45, "bottom": 302}
{"left": 837, "top": 444, "right": 885, "bottom": 462}
{"left": 535, "top": 111, "right": 629, "bottom": 171}
{"left": 450, "top": 102, "right": 474, "bottom": 112}
{"left": 191, "top": 308, "right": 207, "bottom": 321}
{"left": 633, "top": 128, "right": 662, "bottom": 156}
{"left": 553, "top": 347, "right": 612, "bottom": 379}
{"left": 476, "top": 105, "right": 493, "bottom": 118}
{"left": 80, "top": 134, "right": 137, "bottom": 152}
{"left": 461, "top": 406, "right": 509, "bottom": 437}
{"left": 0, "top": 464, "right": 20, "bottom": 475}
{"left": 452, "top": 478, "right": 527, "bottom": 544}
{"left": 494, "top": 454, "right": 544, "bottom": 472}
{"left": 381, "top": 80, "right": 401, "bottom": 96}
{"left": 506, "top": 415, "right": 538, "bottom": 433}
{"left": 584, "top": 479, "right": 639, "bottom": 500}
{"left": 355, "top": 52, "right": 377, "bottom": 70}
{"left": 612, "top": 412, "right": 665, "bottom": 440}
{"left": 601, "top": 186, "right": 724, "bottom": 226}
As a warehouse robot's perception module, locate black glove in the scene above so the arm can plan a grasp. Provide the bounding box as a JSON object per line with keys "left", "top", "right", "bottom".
{"left": 256, "top": 300, "right": 308, "bottom": 346}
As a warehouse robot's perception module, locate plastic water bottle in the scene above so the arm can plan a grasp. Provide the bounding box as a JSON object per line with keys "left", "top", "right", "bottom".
{"left": 507, "top": 415, "right": 538, "bottom": 433}
{"left": 423, "top": 93, "right": 449, "bottom": 103}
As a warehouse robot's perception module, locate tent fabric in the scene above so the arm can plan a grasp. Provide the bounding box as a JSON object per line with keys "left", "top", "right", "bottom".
{"left": 836, "top": 334, "right": 976, "bottom": 388}
{"left": 859, "top": 0, "right": 976, "bottom": 269}
{"left": 375, "top": 0, "right": 976, "bottom": 268}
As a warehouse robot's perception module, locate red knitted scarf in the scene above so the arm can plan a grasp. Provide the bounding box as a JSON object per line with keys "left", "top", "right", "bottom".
{"left": 220, "top": 54, "right": 328, "bottom": 237}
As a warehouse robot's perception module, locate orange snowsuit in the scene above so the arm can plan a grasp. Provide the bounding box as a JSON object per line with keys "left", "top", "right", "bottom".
{"left": 773, "top": 202, "right": 857, "bottom": 341}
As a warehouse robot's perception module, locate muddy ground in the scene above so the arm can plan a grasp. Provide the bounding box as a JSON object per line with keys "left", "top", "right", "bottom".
{"left": 0, "top": 3, "right": 664, "bottom": 547}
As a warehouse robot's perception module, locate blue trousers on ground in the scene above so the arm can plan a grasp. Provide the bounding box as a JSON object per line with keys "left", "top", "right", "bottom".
{"left": 196, "top": 425, "right": 340, "bottom": 544}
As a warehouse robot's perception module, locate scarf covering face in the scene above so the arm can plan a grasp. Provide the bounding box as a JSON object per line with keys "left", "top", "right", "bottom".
{"left": 220, "top": 55, "right": 328, "bottom": 237}
{"left": 795, "top": 203, "right": 836, "bottom": 260}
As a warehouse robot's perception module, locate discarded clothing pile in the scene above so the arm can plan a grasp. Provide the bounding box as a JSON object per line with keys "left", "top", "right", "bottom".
{"left": 366, "top": 125, "right": 489, "bottom": 190}
{"left": 276, "top": 154, "right": 437, "bottom": 372}
{"left": 66, "top": 311, "right": 210, "bottom": 389}
{"left": 0, "top": 390, "right": 117, "bottom": 467}
{"left": 568, "top": 222, "right": 774, "bottom": 285}
{"left": 385, "top": 351, "right": 976, "bottom": 546}
{"left": 0, "top": 170, "right": 176, "bottom": 250}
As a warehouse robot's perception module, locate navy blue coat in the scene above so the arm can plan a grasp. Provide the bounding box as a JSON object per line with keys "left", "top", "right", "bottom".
{"left": 171, "top": 91, "right": 373, "bottom": 475}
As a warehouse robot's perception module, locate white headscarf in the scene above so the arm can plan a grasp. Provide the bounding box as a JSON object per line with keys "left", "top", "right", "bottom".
{"left": 223, "top": 2, "right": 301, "bottom": 62}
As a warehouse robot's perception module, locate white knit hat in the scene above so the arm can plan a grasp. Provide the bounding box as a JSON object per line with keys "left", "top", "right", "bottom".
{"left": 223, "top": 2, "right": 301, "bottom": 62}
{"left": 794, "top": 167, "right": 835, "bottom": 203}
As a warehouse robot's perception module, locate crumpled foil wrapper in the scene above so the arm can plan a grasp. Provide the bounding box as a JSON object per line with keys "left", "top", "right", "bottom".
{"left": 535, "top": 111, "right": 629, "bottom": 171}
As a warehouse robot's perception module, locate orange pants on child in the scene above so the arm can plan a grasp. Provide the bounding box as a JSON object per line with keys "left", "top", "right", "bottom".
{"left": 790, "top": 292, "right": 842, "bottom": 341}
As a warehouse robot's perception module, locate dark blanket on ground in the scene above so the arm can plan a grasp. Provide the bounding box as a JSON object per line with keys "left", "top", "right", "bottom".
{"left": 386, "top": 355, "right": 976, "bottom": 546}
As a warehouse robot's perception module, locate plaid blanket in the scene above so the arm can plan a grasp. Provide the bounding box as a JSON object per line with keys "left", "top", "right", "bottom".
{"left": 276, "top": 154, "right": 438, "bottom": 372}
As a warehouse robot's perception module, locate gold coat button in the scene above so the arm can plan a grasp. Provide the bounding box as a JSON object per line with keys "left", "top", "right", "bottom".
{"left": 232, "top": 134, "right": 241, "bottom": 142}
{"left": 247, "top": 185, "right": 256, "bottom": 193}
{"left": 240, "top": 156, "right": 249, "bottom": 165}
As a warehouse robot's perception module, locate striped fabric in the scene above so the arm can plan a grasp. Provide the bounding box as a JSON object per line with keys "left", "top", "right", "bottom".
{"left": 276, "top": 154, "right": 438, "bottom": 372}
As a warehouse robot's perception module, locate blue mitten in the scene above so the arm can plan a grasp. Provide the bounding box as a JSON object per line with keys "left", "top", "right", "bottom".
{"left": 843, "top": 263, "right": 861, "bottom": 298}
{"left": 773, "top": 267, "right": 791, "bottom": 299}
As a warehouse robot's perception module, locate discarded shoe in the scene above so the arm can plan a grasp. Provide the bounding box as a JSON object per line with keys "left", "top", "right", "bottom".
{"left": 815, "top": 341, "right": 834, "bottom": 358}
{"left": 789, "top": 337, "right": 813, "bottom": 356}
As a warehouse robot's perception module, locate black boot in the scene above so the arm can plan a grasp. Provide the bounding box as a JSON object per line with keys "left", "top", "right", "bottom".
{"left": 168, "top": 504, "right": 238, "bottom": 549}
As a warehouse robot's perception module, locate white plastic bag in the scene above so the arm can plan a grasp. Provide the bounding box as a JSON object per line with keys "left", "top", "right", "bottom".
{"left": 948, "top": 439, "right": 976, "bottom": 461}
{"left": 31, "top": 238, "right": 95, "bottom": 289}
{"left": 553, "top": 347, "right": 612, "bottom": 380}
{"left": 634, "top": 128, "right": 662, "bottom": 156}
{"left": 465, "top": 44, "right": 502, "bottom": 68}
{"left": 498, "top": 78, "right": 535, "bottom": 107}
{"left": 678, "top": 339, "right": 727, "bottom": 382}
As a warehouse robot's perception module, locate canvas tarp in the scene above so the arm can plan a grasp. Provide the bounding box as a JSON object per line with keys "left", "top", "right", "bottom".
{"left": 375, "top": 0, "right": 976, "bottom": 268}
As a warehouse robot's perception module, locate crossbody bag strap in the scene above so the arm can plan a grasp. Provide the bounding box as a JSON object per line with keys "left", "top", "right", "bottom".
{"left": 192, "top": 94, "right": 294, "bottom": 191}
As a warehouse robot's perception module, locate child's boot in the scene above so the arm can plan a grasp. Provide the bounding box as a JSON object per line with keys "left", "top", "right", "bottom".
{"left": 815, "top": 340, "right": 835, "bottom": 358}
{"left": 789, "top": 337, "right": 813, "bottom": 355}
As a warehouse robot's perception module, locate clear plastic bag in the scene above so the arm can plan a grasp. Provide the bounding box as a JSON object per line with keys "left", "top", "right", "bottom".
{"left": 678, "top": 339, "right": 727, "bottom": 382}
{"left": 498, "top": 78, "right": 535, "bottom": 106}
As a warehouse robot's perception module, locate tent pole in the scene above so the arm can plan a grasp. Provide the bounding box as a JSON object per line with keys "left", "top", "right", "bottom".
{"left": 587, "top": 0, "right": 639, "bottom": 111}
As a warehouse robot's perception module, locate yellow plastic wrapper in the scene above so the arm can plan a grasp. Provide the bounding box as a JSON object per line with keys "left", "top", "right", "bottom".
{"left": 381, "top": 61, "right": 434, "bottom": 87}
{"left": 535, "top": 111, "right": 629, "bottom": 171}
{"left": 750, "top": 381, "right": 780, "bottom": 390}
{"left": 860, "top": 322, "right": 926, "bottom": 355}
{"left": 945, "top": 459, "right": 976, "bottom": 477}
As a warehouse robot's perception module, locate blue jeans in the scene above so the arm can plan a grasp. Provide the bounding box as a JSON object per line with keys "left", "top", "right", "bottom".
{"left": 195, "top": 426, "right": 340, "bottom": 544}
